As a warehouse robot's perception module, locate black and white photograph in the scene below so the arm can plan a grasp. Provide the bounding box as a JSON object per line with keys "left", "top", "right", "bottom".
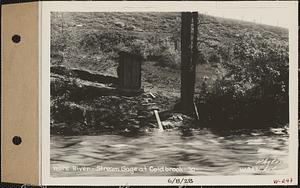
{"left": 46, "top": 2, "right": 297, "bottom": 183}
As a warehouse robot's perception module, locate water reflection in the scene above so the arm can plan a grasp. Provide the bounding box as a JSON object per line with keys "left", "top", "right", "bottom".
{"left": 51, "top": 126, "right": 289, "bottom": 177}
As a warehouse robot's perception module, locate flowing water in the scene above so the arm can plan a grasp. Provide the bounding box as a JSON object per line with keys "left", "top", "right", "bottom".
{"left": 51, "top": 126, "right": 289, "bottom": 177}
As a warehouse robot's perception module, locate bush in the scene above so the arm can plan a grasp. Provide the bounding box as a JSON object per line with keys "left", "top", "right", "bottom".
{"left": 195, "top": 32, "right": 289, "bottom": 128}
{"left": 208, "top": 53, "right": 222, "bottom": 64}
{"left": 80, "top": 31, "right": 138, "bottom": 54}
{"left": 155, "top": 48, "right": 181, "bottom": 69}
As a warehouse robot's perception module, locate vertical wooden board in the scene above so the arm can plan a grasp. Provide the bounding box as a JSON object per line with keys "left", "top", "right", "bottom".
{"left": 128, "top": 60, "right": 133, "bottom": 89}
{"left": 1, "top": 2, "right": 40, "bottom": 185}
{"left": 132, "top": 61, "right": 137, "bottom": 89}
{"left": 118, "top": 57, "right": 123, "bottom": 88}
{"left": 124, "top": 59, "right": 130, "bottom": 89}
{"left": 131, "top": 61, "right": 135, "bottom": 89}
{"left": 133, "top": 60, "right": 140, "bottom": 89}
{"left": 119, "top": 56, "right": 125, "bottom": 89}
{"left": 137, "top": 60, "right": 141, "bottom": 89}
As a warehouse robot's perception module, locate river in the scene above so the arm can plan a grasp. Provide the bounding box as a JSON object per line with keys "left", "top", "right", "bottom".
{"left": 51, "top": 126, "right": 289, "bottom": 177}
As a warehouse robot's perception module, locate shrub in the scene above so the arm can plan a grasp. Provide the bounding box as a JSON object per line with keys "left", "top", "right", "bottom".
{"left": 80, "top": 31, "right": 138, "bottom": 54}
{"left": 51, "top": 26, "right": 72, "bottom": 60}
{"left": 51, "top": 76, "right": 80, "bottom": 124}
{"left": 208, "top": 53, "right": 222, "bottom": 64}
{"left": 195, "top": 32, "right": 289, "bottom": 128}
{"left": 155, "top": 48, "right": 181, "bottom": 69}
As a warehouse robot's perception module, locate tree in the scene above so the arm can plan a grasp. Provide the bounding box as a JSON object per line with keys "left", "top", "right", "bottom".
{"left": 180, "top": 12, "right": 198, "bottom": 116}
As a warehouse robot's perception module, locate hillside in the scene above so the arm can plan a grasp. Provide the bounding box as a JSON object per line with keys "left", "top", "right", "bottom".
{"left": 50, "top": 12, "right": 289, "bottom": 134}
{"left": 51, "top": 12, "right": 288, "bottom": 91}
{"left": 51, "top": 12, "right": 288, "bottom": 64}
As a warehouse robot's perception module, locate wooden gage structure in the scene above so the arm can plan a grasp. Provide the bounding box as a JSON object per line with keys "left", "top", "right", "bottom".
{"left": 117, "top": 12, "right": 199, "bottom": 116}
{"left": 117, "top": 51, "right": 144, "bottom": 96}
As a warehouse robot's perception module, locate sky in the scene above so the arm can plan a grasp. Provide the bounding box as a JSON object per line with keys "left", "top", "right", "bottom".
{"left": 45, "top": 1, "right": 298, "bottom": 29}
{"left": 195, "top": 1, "right": 297, "bottom": 29}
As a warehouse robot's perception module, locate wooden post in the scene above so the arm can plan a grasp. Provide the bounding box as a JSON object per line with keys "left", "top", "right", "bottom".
{"left": 154, "top": 110, "right": 164, "bottom": 131}
{"left": 181, "top": 12, "right": 192, "bottom": 115}
{"left": 191, "top": 12, "right": 198, "bottom": 94}
{"left": 181, "top": 12, "right": 197, "bottom": 116}
{"left": 192, "top": 12, "right": 199, "bottom": 119}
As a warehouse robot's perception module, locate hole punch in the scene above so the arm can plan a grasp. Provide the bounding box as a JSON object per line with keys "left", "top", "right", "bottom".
{"left": 12, "top": 136, "right": 22, "bottom": 145}
{"left": 12, "top": 35, "right": 21, "bottom": 43}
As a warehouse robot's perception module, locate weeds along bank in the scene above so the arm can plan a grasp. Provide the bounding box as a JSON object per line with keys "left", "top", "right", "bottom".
{"left": 50, "top": 12, "right": 289, "bottom": 134}
{"left": 195, "top": 31, "right": 289, "bottom": 128}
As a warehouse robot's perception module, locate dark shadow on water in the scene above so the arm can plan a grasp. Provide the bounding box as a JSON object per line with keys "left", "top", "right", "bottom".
{"left": 209, "top": 125, "right": 288, "bottom": 138}
{"left": 179, "top": 127, "right": 195, "bottom": 138}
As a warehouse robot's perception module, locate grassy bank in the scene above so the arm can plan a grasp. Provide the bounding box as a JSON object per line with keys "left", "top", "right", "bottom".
{"left": 50, "top": 12, "right": 289, "bottom": 134}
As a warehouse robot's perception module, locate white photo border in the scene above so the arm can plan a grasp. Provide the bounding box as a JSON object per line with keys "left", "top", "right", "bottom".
{"left": 41, "top": 1, "right": 298, "bottom": 186}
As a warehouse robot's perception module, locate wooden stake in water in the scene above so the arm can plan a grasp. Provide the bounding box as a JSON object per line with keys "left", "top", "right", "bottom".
{"left": 193, "top": 102, "right": 200, "bottom": 120}
{"left": 153, "top": 110, "right": 164, "bottom": 131}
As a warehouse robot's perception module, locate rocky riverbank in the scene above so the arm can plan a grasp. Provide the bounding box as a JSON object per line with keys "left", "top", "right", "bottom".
{"left": 51, "top": 65, "right": 194, "bottom": 136}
